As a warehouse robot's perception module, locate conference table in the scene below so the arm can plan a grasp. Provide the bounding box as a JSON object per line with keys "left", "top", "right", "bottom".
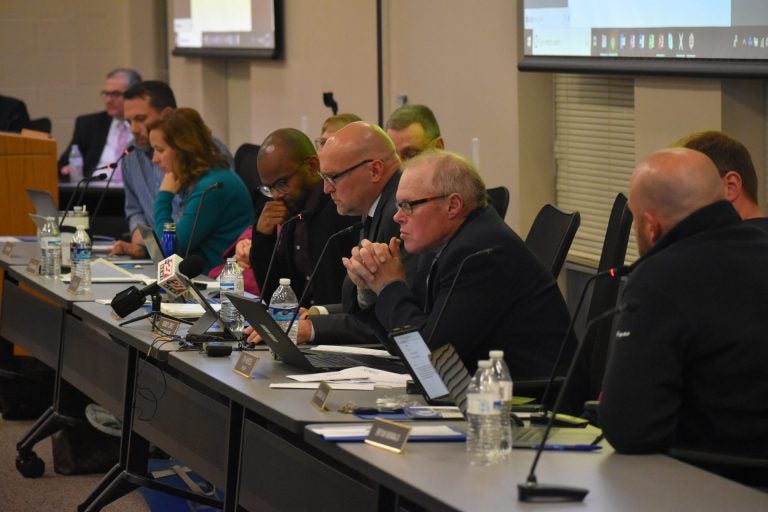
{"left": 2, "top": 242, "right": 768, "bottom": 511}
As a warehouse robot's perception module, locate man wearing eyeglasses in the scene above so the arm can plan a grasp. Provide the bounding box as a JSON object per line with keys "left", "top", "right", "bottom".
{"left": 344, "top": 150, "right": 574, "bottom": 379}
{"left": 58, "top": 68, "right": 142, "bottom": 180}
{"left": 248, "top": 128, "right": 359, "bottom": 306}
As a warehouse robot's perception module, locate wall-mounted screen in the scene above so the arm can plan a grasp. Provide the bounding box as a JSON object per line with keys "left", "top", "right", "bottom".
{"left": 520, "top": 0, "right": 768, "bottom": 77}
{"left": 172, "top": 0, "right": 282, "bottom": 59}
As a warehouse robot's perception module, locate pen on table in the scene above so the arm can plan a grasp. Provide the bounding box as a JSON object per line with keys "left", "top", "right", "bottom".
{"left": 536, "top": 444, "right": 602, "bottom": 452}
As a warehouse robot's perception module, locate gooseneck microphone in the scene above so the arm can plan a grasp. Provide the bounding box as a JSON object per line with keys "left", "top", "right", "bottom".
{"left": 259, "top": 209, "right": 312, "bottom": 302}
{"left": 58, "top": 173, "right": 108, "bottom": 230}
{"left": 111, "top": 255, "right": 206, "bottom": 318}
{"left": 184, "top": 181, "right": 223, "bottom": 258}
{"left": 518, "top": 301, "right": 634, "bottom": 503}
{"left": 284, "top": 221, "right": 364, "bottom": 335}
{"left": 90, "top": 146, "right": 136, "bottom": 233}
{"left": 426, "top": 246, "right": 500, "bottom": 347}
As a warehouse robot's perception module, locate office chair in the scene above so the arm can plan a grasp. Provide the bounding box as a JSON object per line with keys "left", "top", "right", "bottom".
{"left": 487, "top": 186, "right": 510, "bottom": 218}
{"left": 668, "top": 447, "right": 768, "bottom": 489}
{"left": 25, "top": 117, "right": 52, "bottom": 133}
{"left": 234, "top": 143, "right": 265, "bottom": 211}
{"left": 524, "top": 204, "right": 580, "bottom": 278}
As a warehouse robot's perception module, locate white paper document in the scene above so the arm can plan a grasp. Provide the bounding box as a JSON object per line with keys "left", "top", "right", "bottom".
{"left": 269, "top": 382, "right": 375, "bottom": 391}
{"left": 312, "top": 424, "right": 464, "bottom": 440}
{"left": 309, "top": 345, "right": 393, "bottom": 358}
{"left": 287, "top": 367, "right": 411, "bottom": 387}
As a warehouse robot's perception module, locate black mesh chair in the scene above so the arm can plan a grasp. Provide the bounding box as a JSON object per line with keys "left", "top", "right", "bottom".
{"left": 234, "top": 143, "right": 265, "bottom": 211}
{"left": 487, "top": 186, "right": 510, "bottom": 218}
{"left": 524, "top": 204, "right": 580, "bottom": 278}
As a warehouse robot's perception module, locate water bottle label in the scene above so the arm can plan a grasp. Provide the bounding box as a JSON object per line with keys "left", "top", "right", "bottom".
{"left": 220, "top": 282, "right": 235, "bottom": 292}
{"left": 500, "top": 382, "right": 513, "bottom": 401}
{"left": 467, "top": 393, "right": 500, "bottom": 415}
{"left": 269, "top": 306, "right": 296, "bottom": 322}
{"left": 71, "top": 247, "right": 91, "bottom": 261}
{"left": 41, "top": 238, "right": 61, "bottom": 249}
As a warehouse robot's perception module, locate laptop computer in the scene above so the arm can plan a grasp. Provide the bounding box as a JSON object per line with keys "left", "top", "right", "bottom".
{"left": 137, "top": 224, "right": 165, "bottom": 266}
{"left": 226, "top": 293, "right": 406, "bottom": 373}
{"left": 26, "top": 188, "right": 59, "bottom": 221}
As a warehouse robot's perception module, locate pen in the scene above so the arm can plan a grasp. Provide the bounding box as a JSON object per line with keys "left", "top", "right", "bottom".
{"left": 537, "top": 444, "right": 602, "bottom": 451}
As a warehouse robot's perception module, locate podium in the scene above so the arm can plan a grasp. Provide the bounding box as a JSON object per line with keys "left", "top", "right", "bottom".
{"left": 0, "top": 131, "right": 58, "bottom": 235}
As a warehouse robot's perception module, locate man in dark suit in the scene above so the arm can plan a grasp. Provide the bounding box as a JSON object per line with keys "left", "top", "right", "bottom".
{"left": 297, "top": 122, "right": 419, "bottom": 345}
{"left": 248, "top": 128, "right": 359, "bottom": 307}
{"left": 0, "top": 94, "right": 31, "bottom": 133}
{"left": 344, "top": 150, "right": 573, "bottom": 378}
{"left": 58, "top": 68, "right": 142, "bottom": 179}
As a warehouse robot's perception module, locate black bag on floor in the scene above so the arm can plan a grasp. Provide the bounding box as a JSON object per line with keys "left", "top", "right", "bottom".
{"left": 51, "top": 420, "right": 120, "bottom": 475}
{"left": 0, "top": 352, "right": 54, "bottom": 420}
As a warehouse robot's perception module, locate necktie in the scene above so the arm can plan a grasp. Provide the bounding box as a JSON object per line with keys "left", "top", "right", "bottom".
{"left": 362, "top": 215, "right": 373, "bottom": 241}
{"left": 112, "top": 121, "right": 128, "bottom": 183}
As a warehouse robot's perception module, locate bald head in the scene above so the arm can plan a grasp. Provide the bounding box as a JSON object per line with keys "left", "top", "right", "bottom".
{"left": 630, "top": 148, "right": 725, "bottom": 254}
{"left": 257, "top": 128, "right": 319, "bottom": 210}
{"left": 323, "top": 122, "right": 399, "bottom": 166}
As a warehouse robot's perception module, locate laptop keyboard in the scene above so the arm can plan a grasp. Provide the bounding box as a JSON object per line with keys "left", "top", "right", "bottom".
{"left": 304, "top": 351, "right": 407, "bottom": 373}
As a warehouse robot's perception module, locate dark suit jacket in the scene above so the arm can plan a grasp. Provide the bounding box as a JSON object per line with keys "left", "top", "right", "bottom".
{"left": 310, "top": 171, "right": 419, "bottom": 345}
{"left": 375, "top": 206, "right": 574, "bottom": 380}
{"left": 58, "top": 111, "right": 112, "bottom": 178}
{"left": 0, "top": 95, "right": 31, "bottom": 133}
{"left": 250, "top": 182, "right": 359, "bottom": 305}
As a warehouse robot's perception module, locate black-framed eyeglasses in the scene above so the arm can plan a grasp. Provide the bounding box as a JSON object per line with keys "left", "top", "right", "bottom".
{"left": 317, "top": 159, "right": 372, "bottom": 187}
{"left": 257, "top": 171, "right": 298, "bottom": 198}
{"left": 396, "top": 195, "right": 447, "bottom": 215}
{"left": 100, "top": 90, "right": 124, "bottom": 99}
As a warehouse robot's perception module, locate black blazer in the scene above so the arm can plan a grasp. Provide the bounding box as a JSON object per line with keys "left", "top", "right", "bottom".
{"left": 57, "top": 111, "right": 112, "bottom": 178}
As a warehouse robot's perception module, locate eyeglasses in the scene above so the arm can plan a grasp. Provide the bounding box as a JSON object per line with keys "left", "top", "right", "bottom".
{"left": 257, "top": 171, "right": 298, "bottom": 198}
{"left": 317, "top": 159, "right": 372, "bottom": 187}
{"left": 396, "top": 195, "right": 447, "bottom": 215}
{"left": 100, "top": 90, "right": 124, "bottom": 99}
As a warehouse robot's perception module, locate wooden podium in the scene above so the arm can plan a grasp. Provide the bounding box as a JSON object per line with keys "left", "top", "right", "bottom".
{"left": 0, "top": 131, "right": 58, "bottom": 236}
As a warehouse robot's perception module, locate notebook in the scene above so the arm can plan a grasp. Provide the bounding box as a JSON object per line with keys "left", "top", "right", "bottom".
{"left": 226, "top": 293, "right": 406, "bottom": 373}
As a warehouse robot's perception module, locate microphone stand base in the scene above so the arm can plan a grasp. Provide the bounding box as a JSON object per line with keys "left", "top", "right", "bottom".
{"left": 517, "top": 483, "right": 588, "bottom": 502}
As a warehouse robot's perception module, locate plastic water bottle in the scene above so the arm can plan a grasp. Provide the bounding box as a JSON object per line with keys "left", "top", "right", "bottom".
{"left": 68, "top": 144, "right": 84, "bottom": 182}
{"left": 466, "top": 360, "right": 502, "bottom": 466}
{"left": 219, "top": 258, "right": 244, "bottom": 339}
{"left": 70, "top": 225, "right": 92, "bottom": 293}
{"left": 490, "top": 350, "right": 514, "bottom": 458}
{"left": 39, "top": 217, "right": 62, "bottom": 279}
{"left": 161, "top": 223, "right": 177, "bottom": 257}
{"left": 268, "top": 278, "right": 299, "bottom": 344}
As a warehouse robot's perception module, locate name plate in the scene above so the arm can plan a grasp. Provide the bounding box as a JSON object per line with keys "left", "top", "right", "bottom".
{"left": 67, "top": 275, "right": 82, "bottom": 294}
{"left": 2, "top": 242, "right": 14, "bottom": 256}
{"left": 364, "top": 418, "right": 412, "bottom": 454}
{"left": 26, "top": 258, "right": 40, "bottom": 274}
{"left": 233, "top": 351, "right": 260, "bottom": 378}
{"left": 152, "top": 316, "right": 180, "bottom": 335}
{"left": 310, "top": 381, "right": 332, "bottom": 411}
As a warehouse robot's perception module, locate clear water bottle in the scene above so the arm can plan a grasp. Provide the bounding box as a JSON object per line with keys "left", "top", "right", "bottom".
{"left": 161, "top": 223, "right": 177, "bottom": 257}
{"left": 68, "top": 144, "right": 84, "bottom": 182}
{"left": 39, "top": 216, "right": 62, "bottom": 279}
{"left": 466, "top": 360, "right": 502, "bottom": 466}
{"left": 70, "top": 225, "right": 92, "bottom": 293}
{"left": 490, "top": 350, "right": 514, "bottom": 458}
{"left": 268, "top": 278, "right": 299, "bottom": 344}
{"left": 219, "top": 258, "right": 244, "bottom": 339}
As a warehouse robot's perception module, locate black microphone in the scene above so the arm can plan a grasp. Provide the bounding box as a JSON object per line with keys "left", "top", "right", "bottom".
{"left": 184, "top": 182, "right": 223, "bottom": 258}
{"left": 518, "top": 301, "right": 635, "bottom": 503}
{"left": 90, "top": 146, "right": 136, "bottom": 233}
{"left": 58, "top": 173, "right": 108, "bottom": 230}
{"left": 426, "top": 246, "right": 501, "bottom": 347}
{"left": 259, "top": 209, "right": 314, "bottom": 302}
{"left": 284, "top": 221, "right": 364, "bottom": 335}
{"left": 111, "top": 255, "right": 205, "bottom": 318}
{"left": 538, "top": 264, "right": 631, "bottom": 407}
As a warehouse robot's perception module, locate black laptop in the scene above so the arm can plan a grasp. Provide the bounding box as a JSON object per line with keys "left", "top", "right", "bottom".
{"left": 226, "top": 293, "right": 406, "bottom": 373}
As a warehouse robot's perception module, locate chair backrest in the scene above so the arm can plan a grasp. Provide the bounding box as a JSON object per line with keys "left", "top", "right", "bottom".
{"left": 25, "top": 117, "right": 52, "bottom": 133}
{"left": 234, "top": 143, "right": 265, "bottom": 211}
{"left": 524, "top": 204, "right": 580, "bottom": 278}
{"left": 583, "top": 192, "right": 633, "bottom": 399}
{"left": 487, "top": 186, "right": 510, "bottom": 218}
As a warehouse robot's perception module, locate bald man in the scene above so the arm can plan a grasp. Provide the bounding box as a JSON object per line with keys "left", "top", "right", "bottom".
{"left": 600, "top": 148, "right": 768, "bottom": 457}
{"left": 248, "top": 128, "right": 358, "bottom": 307}
{"left": 299, "top": 121, "right": 418, "bottom": 345}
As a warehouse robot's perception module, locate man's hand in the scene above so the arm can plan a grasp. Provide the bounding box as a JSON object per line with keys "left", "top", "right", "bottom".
{"left": 244, "top": 325, "right": 263, "bottom": 345}
{"left": 109, "top": 241, "right": 148, "bottom": 259}
{"left": 244, "top": 319, "right": 312, "bottom": 345}
{"left": 256, "top": 200, "right": 289, "bottom": 235}
{"left": 343, "top": 237, "right": 405, "bottom": 294}
{"left": 60, "top": 165, "right": 72, "bottom": 176}
{"left": 160, "top": 172, "right": 182, "bottom": 194}
{"left": 234, "top": 238, "right": 252, "bottom": 269}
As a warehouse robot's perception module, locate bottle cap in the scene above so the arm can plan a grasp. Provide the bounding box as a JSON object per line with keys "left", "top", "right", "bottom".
{"left": 478, "top": 360, "right": 491, "bottom": 368}
{"left": 489, "top": 350, "right": 504, "bottom": 359}
{"left": 279, "top": 278, "right": 291, "bottom": 286}
{"left": 227, "top": 257, "right": 236, "bottom": 263}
